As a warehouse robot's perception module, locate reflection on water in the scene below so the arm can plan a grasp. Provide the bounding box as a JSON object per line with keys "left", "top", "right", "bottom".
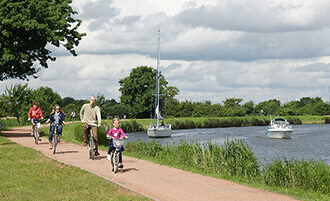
{"left": 128, "top": 124, "right": 330, "bottom": 165}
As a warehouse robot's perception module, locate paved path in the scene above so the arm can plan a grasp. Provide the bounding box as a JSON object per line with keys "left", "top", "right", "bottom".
{"left": 2, "top": 126, "right": 299, "bottom": 201}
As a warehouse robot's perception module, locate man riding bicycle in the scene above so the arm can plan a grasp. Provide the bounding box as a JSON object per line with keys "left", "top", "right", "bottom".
{"left": 80, "top": 96, "right": 102, "bottom": 156}
{"left": 28, "top": 102, "right": 43, "bottom": 140}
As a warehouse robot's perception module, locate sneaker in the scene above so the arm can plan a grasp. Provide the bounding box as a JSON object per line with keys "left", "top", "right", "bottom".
{"left": 83, "top": 142, "right": 87, "bottom": 146}
{"left": 119, "top": 163, "right": 124, "bottom": 168}
{"left": 38, "top": 137, "right": 42, "bottom": 141}
{"left": 58, "top": 139, "right": 61, "bottom": 143}
{"left": 31, "top": 132, "right": 34, "bottom": 136}
{"left": 49, "top": 144, "right": 52, "bottom": 149}
{"left": 95, "top": 151, "right": 100, "bottom": 156}
{"left": 107, "top": 154, "right": 111, "bottom": 160}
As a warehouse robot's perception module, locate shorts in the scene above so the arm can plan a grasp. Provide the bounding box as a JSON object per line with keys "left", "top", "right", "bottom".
{"left": 31, "top": 119, "right": 41, "bottom": 129}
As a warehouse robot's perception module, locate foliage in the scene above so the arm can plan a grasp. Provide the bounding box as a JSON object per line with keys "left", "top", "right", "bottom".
{"left": 33, "top": 86, "right": 63, "bottom": 116}
{"left": 0, "top": 0, "right": 86, "bottom": 81}
{"left": 0, "top": 83, "right": 32, "bottom": 125}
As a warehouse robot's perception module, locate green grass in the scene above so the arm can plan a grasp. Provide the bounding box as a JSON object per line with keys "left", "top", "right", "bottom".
{"left": 0, "top": 135, "right": 149, "bottom": 201}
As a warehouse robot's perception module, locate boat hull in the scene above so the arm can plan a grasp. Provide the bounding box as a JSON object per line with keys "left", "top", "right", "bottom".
{"left": 147, "top": 126, "right": 172, "bottom": 138}
{"left": 266, "top": 129, "right": 292, "bottom": 139}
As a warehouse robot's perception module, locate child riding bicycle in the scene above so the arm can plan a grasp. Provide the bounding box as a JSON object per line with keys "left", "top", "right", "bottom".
{"left": 106, "top": 118, "right": 128, "bottom": 168}
{"left": 46, "top": 104, "right": 66, "bottom": 149}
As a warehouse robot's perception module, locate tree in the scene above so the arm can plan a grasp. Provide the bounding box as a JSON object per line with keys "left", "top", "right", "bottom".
{"left": 119, "top": 66, "right": 171, "bottom": 118}
{"left": 0, "top": 83, "right": 32, "bottom": 125}
{"left": 33, "top": 86, "right": 63, "bottom": 116}
{"left": 0, "top": 0, "right": 86, "bottom": 81}
{"left": 63, "top": 97, "right": 75, "bottom": 106}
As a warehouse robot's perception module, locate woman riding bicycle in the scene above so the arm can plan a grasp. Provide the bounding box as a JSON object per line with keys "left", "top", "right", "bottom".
{"left": 106, "top": 118, "right": 128, "bottom": 168}
{"left": 28, "top": 102, "right": 43, "bottom": 140}
{"left": 46, "top": 105, "right": 66, "bottom": 149}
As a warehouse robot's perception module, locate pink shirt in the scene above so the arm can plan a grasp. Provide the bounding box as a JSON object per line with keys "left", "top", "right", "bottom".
{"left": 106, "top": 128, "right": 126, "bottom": 139}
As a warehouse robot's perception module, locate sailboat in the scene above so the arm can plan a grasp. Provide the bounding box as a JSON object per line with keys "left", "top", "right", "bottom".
{"left": 147, "top": 29, "right": 172, "bottom": 138}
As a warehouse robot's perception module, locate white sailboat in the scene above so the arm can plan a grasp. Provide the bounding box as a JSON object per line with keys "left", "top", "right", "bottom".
{"left": 147, "top": 29, "right": 172, "bottom": 138}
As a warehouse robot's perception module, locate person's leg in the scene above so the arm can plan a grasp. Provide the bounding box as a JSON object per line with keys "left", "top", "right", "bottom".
{"left": 49, "top": 126, "right": 54, "bottom": 148}
{"left": 37, "top": 122, "right": 41, "bottom": 137}
{"left": 82, "top": 123, "right": 88, "bottom": 145}
{"left": 57, "top": 124, "right": 63, "bottom": 141}
{"left": 92, "top": 126, "right": 98, "bottom": 152}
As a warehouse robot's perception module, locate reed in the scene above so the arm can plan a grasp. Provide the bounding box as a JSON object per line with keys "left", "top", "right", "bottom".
{"left": 262, "top": 157, "right": 329, "bottom": 194}
{"left": 125, "top": 138, "right": 260, "bottom": 180}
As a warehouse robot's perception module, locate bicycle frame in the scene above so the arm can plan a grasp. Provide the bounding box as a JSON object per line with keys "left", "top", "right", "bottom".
{"left": 52, "top": 123, "right": 59, "bottom": 154}
{"left": 111, "top": 138, "right": 125, "bottom": 173}
{"left": 32, "top": 119, "right": 40, "bottom": 145}
{"left": 82, "top": 125, "right": 98, "bottom": 160}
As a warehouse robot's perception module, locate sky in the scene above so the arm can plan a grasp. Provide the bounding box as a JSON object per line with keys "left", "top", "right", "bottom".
{"left": 1, "top": 0, "right": 330, "bottom": 104}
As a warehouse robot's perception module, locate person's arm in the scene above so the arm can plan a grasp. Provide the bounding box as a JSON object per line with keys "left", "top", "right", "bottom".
{"left": 80, "top": 105, "right": 85, "bottom": 121}
{"left": 61, "top": 112, "right": 66, "bottom": 125}
{"left": 28, "top": 108, "right": 32, "bottom": 120}
{"left": 106, "top": 129, "right": 112, "bottom": 138}
{"left": 120, "top": 128, "right": 128, "bottom": 139}
{"left": 45, "top": 114, "right": 52, "bottom": 124}
{"left": 97, "top": 107, "right": 101, "bottom": 126}
{"left": 39, "top": 108, "right": 43, "bottom": 119}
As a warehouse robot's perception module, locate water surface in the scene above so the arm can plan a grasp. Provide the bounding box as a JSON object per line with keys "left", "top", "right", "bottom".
{"left": 128, "top": 124, "right": 330, "bottom": 165}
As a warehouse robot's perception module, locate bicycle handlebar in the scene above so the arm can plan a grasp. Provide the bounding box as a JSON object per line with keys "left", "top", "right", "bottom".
{"left": 82, "top": 125, "right": 99, "bottom": 128}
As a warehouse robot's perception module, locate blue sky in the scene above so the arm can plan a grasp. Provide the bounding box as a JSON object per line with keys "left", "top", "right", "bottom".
{"left": 1, "top": 0, "right": 330, "bottom": 104}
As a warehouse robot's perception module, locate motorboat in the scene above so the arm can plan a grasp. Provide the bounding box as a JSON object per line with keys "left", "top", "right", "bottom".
{"left": 266, "top": 117, "right": 292, "bottom": 139}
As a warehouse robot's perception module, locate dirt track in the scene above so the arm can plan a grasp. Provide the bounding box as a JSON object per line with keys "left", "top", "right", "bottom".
{"left": 2, "top": 126, "right": 300, "bottom": 201}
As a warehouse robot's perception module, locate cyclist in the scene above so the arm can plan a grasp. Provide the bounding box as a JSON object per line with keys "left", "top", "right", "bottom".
{"left": 80, "top": 96, "right": 102, "bottom": 156}
{"left": 46, "top": 104, "right": 66, "bottom": 149}
{"left": 71, "top": 110, "right": 75, "bottom": 123}
{"left": 28, "top": 102, "right": 43, "bottom": 140}
{"left": 106, "top": 118, "right": 128, "bottom": 168}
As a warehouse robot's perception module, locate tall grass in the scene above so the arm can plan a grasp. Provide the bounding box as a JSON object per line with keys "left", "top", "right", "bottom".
{"left": 262, "top": 158, "right": 329, "bottom": 194}
{"left": 126, "top": 138, "right": 260, "bottom": 180}
{"left": 125, "top": 138, "right": 329, "bottom": 196}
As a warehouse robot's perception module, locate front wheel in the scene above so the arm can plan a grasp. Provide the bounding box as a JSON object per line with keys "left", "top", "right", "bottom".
{"left": 113, "top": 152, "right": 119, "bottom": 173}
{"left": 89, "top": 138, "right": 95, "bottom": 160}
{"left": 34, "top": 129, "right": 38, "bottom": 145}
{"left": 52, "top": 134, "right": 58, "bottom": 154}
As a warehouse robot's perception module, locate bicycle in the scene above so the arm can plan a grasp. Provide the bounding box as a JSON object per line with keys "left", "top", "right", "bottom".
{"left": 51, "top": 123, "right": 59, "bottom": 154}
{"left": 32, "top": 119, "right": 41, "bottom": 145}
{"left": 82, "top": 125, "right": 98, "bottom": 160}
{"left": 110, "top": 137, "right": 126, "bottom": 173}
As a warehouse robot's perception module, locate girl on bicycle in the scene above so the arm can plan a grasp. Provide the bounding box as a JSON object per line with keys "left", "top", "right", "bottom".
{"left": 106, "top": 118, "right": 128, "bottom": 168}
{"left": 46, "top": 104, "right": 66, "bottom": 149}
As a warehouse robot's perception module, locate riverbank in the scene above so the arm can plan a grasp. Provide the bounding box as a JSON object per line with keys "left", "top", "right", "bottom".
{"left": 41, "top": 122, "right": 329, "bottom": 201}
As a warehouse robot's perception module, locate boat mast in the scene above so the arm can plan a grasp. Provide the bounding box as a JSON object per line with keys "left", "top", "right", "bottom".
{"left": 154, "top": 29, "right": 160, "bottom": 127}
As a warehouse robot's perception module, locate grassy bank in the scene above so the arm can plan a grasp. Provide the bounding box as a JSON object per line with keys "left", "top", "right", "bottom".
{"left": 0, "top": 135, "right": 148, "bottom": 201}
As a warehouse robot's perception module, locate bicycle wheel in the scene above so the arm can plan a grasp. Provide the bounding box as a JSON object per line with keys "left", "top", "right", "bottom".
{"left": 52, "top": 134, "right": 58, "bottom": 154}
{"left": 110, "top": 152, "right": 114, "bottom": 171}
{"left": 89, "top": 137, "right": 95, "bottom": 160}
{"left": 113, "top": 152, "right": 119, "bottom": 173}
{"left": 34, "top": 129, "right": 38, "bottom": 145}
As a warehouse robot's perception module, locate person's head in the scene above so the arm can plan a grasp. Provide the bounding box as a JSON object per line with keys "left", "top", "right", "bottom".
{"left": 51, "top": 104, "right": 61, "bottom": 114}
{"left": 90, "top": 96, "right": 96, "bottom": 106}
{"left": 112, "top": 118, "right": 120, "bottom": 129}
{"left": 33, "top": 102, "right": 38, "bottom": 109}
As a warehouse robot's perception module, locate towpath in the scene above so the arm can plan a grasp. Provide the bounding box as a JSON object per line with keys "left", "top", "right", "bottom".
{"left": 2, "top": 126, "right": 299, "bottom": 201}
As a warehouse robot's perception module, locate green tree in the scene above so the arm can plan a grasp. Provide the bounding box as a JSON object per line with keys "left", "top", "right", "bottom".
{"left": 0, "top": 83, "right": 32, "bottom": 125}
{"left": 119, "top": 66, "right": 171, "bottom": 118}
{"left": 33, "top": 86, "right": 63, "bottom": 116}
{"left": 63, "top": 97, "right": 75, "bottom": 106}
{"left": 0, "top": 0, "right": 86, "bottom": 80}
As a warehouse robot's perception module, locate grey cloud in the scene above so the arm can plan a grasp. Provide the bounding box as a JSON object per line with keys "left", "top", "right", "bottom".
{"left": 80, "top": 0, "right": 120, "bottom": 31}
{"left": 290, "top": 63, "right": 330, "bottom": 72}
{"left": 175, "top": 1, "right": 330, "bottom": 33}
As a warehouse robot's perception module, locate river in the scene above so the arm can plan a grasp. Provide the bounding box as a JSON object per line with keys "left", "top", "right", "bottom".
{"left": 128, "top": 124, "right": 330, "bottom": 165}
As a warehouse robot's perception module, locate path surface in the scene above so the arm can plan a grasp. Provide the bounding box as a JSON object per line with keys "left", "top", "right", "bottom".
{"left": 2, "top": 126, "right": 300, "bottom": 201}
